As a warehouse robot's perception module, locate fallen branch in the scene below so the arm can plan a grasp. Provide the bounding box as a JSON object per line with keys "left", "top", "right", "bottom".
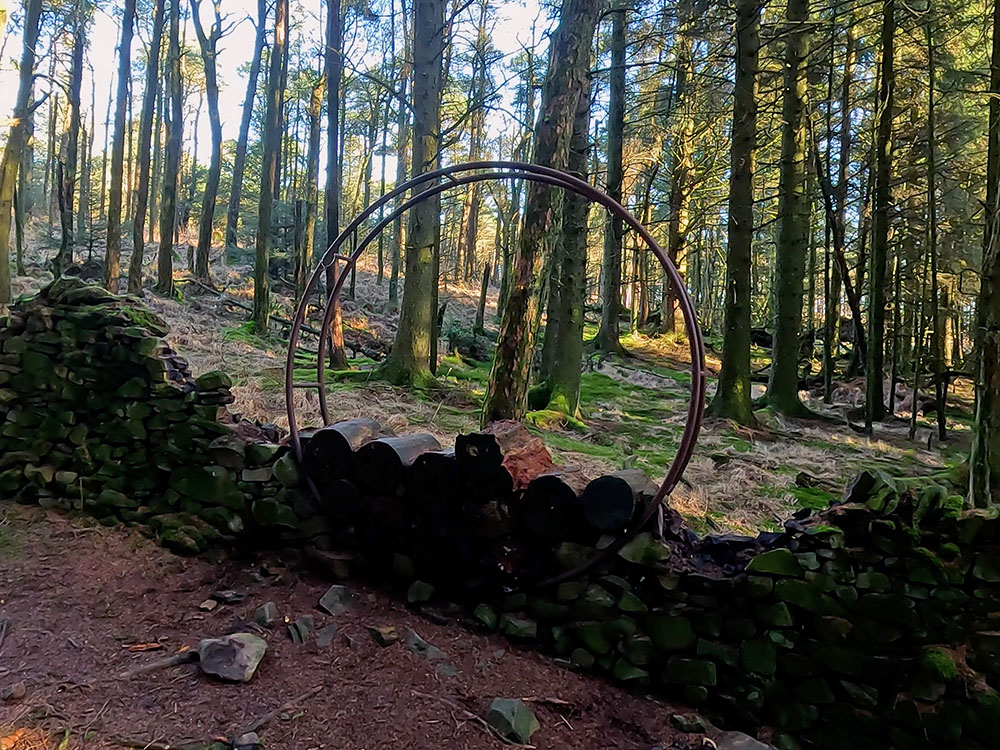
{"left": 0, "top": 618, "right": 8, "bottom": 655}
{"left": 118, "top": 649, "right": 197, "bottom": 680}
{"left": 411, "top": 690, "right": 534, "bottom": 748}
{"left": 239, "top": 684, "right": 323, "bottom": 734}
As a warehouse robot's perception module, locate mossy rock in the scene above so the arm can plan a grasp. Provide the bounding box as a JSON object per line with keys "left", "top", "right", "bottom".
{"left": 648, "top": 614, "right": 695, "bottom": 651}
{"left": 746, "top": 548, "right": 803, "bottom": 577}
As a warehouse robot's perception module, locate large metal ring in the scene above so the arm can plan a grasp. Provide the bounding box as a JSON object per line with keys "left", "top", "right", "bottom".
{"left": 283, "top": 160, "right": 707, "bottom": 584}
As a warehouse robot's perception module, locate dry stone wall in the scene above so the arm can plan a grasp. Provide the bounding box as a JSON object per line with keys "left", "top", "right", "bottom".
{"left": 2, "top": 280, "right": 999, "bottom": 749}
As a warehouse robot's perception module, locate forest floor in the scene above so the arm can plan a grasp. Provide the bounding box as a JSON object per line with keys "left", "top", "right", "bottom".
{"left": 12, "top": 229, "right": 972, "bottom": 536}
{"left": 0, "top": 502, "right": 703, "bottom": 750}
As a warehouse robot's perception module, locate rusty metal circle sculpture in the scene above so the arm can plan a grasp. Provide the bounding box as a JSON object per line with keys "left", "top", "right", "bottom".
{"left": 284, "top": 160, "right": 707, "bottom": 585}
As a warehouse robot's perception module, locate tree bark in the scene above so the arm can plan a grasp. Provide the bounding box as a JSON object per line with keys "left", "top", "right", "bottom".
{"left": 546, "top": 69, "right": 593, "bottom": 416}
{"left": 155, "top": 0, "right": 183, "bottom": 295}
{"left": 865, "top": 0, "right": 895, "bottom": 429}
{"left": 660, "top": 0, "right": 694, "bottom": 336}
{"left": 252, "top": 0, "right": 287, "bottom": 331}
{"left": 298, "top": 74, "right": 324, "bottom": 297}
{"left": 324, "top": 0, "right": 348, "bottom": 367}
{"left": 765, "top": 0, "right": 811, "bottom": 415}
{"left": 707, "top": 0, "right": 760, "bottom": 425}
{"left": 224, "top": 0, "right": 266, "bottom": 250}
{"left": 972, "top": 0, "right": 1000, "bottom": 504}
{"left": 380, "top": 0, "right": 447, "bottom": 386}
{"left": 592, "top": 6, "right": 627, "bottom": 354}
{"left": 191, "top": 0, "right": 224, "bottom": 281}
{"left": 104, "top": 0, "right": 137, "bottom": 291}
{"left": 0, "top": 0, "right": 42, "bottom": 304}
{"left": 57, "top": 0, "right": 87, "bottom": 276}
{"left": 483, "top": 0, "right": 604, "bottom": 422}
{"left": 389, "top": 0, "right": 410, "bottom": 310}
{"left": 128, "top": 0, "right": 166, "bottom": 294}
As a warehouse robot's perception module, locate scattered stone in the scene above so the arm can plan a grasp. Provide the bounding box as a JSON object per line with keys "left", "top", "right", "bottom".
{"left": 485, "top": 698, "right": 540, "bottom": 744}
{"left": 318, "top": 584, "right": 354, "bottom": 616}
{"left": 367, "top": 625, "right": 399, "bottom": 647}
{"left": 670, "top": 714, "right": 706, "bottom": 733}
{"left": 198, "top": 599, "right": 218, "bottom": 612}
{"left": 197, "top": 633, "right": 268, "bottom": 682}
{"left": 435, "top": 663, "right": 460, "bottom": 678}
{"left": 254, "top": 601, "right": 278, "bottom": 627}
{"left": 403, "top": 627, "right": 446, "bottom": 660}
{"left": 232, "top": 732, "right": 262, "bottom": 750}
{"left": 288, "top": 615, "right": 315, "bottom": 644}
{"left": 407, "top": 580, "right": 435, "bottom": 604}
{"left": 716, "top": 731, "right": 773, "bottom": 750}
{"left": 316, "top": 624, "right": 339, "bottom": 648}
{"left": 1, "top": 681, "right": 26, "bottom": 702}
{"left": 212, "top": 589, "right": 247, "bottom": 605}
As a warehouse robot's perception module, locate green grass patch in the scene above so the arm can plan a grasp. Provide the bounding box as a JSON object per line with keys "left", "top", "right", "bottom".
{"left": 787, "top": 485, "right": 838, "bottom": 510}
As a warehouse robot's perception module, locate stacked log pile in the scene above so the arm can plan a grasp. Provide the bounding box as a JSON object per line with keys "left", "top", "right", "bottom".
{"left": 300, "top": 417, "right": 669, "bottom": 592}
{"left": 0, "top": 278, "right": 308, "bottom": 553}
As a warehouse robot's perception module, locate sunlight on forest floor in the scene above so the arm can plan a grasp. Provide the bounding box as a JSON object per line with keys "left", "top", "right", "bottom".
{"left": 12, "top": 235, "right": 967, "bottom": 535}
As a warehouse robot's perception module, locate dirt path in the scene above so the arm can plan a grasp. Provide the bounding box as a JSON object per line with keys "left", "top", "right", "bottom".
{"left": 0, "top": 504, "right": 698, "bottom": 750}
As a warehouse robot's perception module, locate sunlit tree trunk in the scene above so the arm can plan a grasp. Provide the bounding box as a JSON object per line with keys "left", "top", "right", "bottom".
{"left": 389, "top": 0, "right": 410, "bottom": 310}
{"left": 155, "top": 0, "right": 183, "bottom": 295}
{"left": 0, "top": 0, "right": 42, "bottom": 304}
{"left": 104, "top": 0, "right": 136, "bottom": 291}
{"left": 545, "top": 70, "right": 593, "bottom": 416}
{"left": 57, "top": 0, "right": 87, "bottom": 276}
{"left": 252, "top": 0, "right": 287, "bottom": 331}
{"left": 323, "top": 0, "right": 348, "bottom": 366}
{"left": 191, "top": 0, "right": 224, "bottom": 282}
{"left": 224, "top": 0, "right": 266, "bottom": 250}
{"left": 128, "top": 0, "right": 165, "bottom": 294}
{"left": 765, "top": 0, "right": 811, "bottom": 415}
{"left": 483, "top": 0, "right": 604, "bottom": 422}
{"left": 381, "top": 0, "right": 446, "bottom": 385}
{"left": 661, "top": 0, "right": 694, "bottom": 337}
{"left": 298, "top": 74, "right": 324, "bottom": 297}
{"left": 592, "top": 6, "right": 627, "bottom": 354}
{"left": 707, "top": 0, "right": 760, "bottom": 425}
{"left": 865, "top": 0, "right": 896, "bottom": 429}
{"left": 971, "top": 0, "right": 1000, "bottom": 505}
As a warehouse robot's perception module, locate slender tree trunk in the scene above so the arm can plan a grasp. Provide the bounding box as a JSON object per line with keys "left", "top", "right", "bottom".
{"left": 322, "top": 0, "right": 347, "bottom": 366}
{"left": 925, "top": 17, "right": 946, "bottom": 442}
{"left": 592, "top": 6, "right": 627, "bottom": 354}
{"left": 765, "top": 0, "right": 811, "bottom": 415}
{"left": 0, "top": 0, "right": 42, "bottom": 304}
{"left": 57, "top": 0, "right": 87, "bottom": 276}
{"left": 389, "top": 2, "right": 410, "bottom": 310}
{"left": 128, "top": 0, "right": 166, "bottom": 294}
{"left": 252, "top": 0, "right": 287, "bottom": 331}
{"left": 865, "top": 0, "right": 896, "bottom": 429}
{"left": 707, "top": 0, "right": 760, "bottom": 425}
{"left": 224, "top": 0, "right": 266, "bottom": 250}
{"left": 104, "top": 0, "right": 137, "bottom": 291}
{"left": 298, "top": 74, "right": 324, "bottom": 297}
{"left": 99, "top": 71, "right": 112, "bottom": 227}
{"left": 380, "top": 0, "right": 447, "bottom": 385}
{"left": 155, "top": 0, "right": 183, "bottom": 295}
{"left": 149, "top": 86, "right": 164, "bottom": 244}
{"left": 546, "top": 69, "right": 594, "bottom": 416}
{"left": 191, "top": 0, "right": 224, "bottom": 281}
{"left": 661, "top": 0, "right": 694, "bottom": 336}
{"left": 483, "top": 0, "right": 604, "bottom": 422}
